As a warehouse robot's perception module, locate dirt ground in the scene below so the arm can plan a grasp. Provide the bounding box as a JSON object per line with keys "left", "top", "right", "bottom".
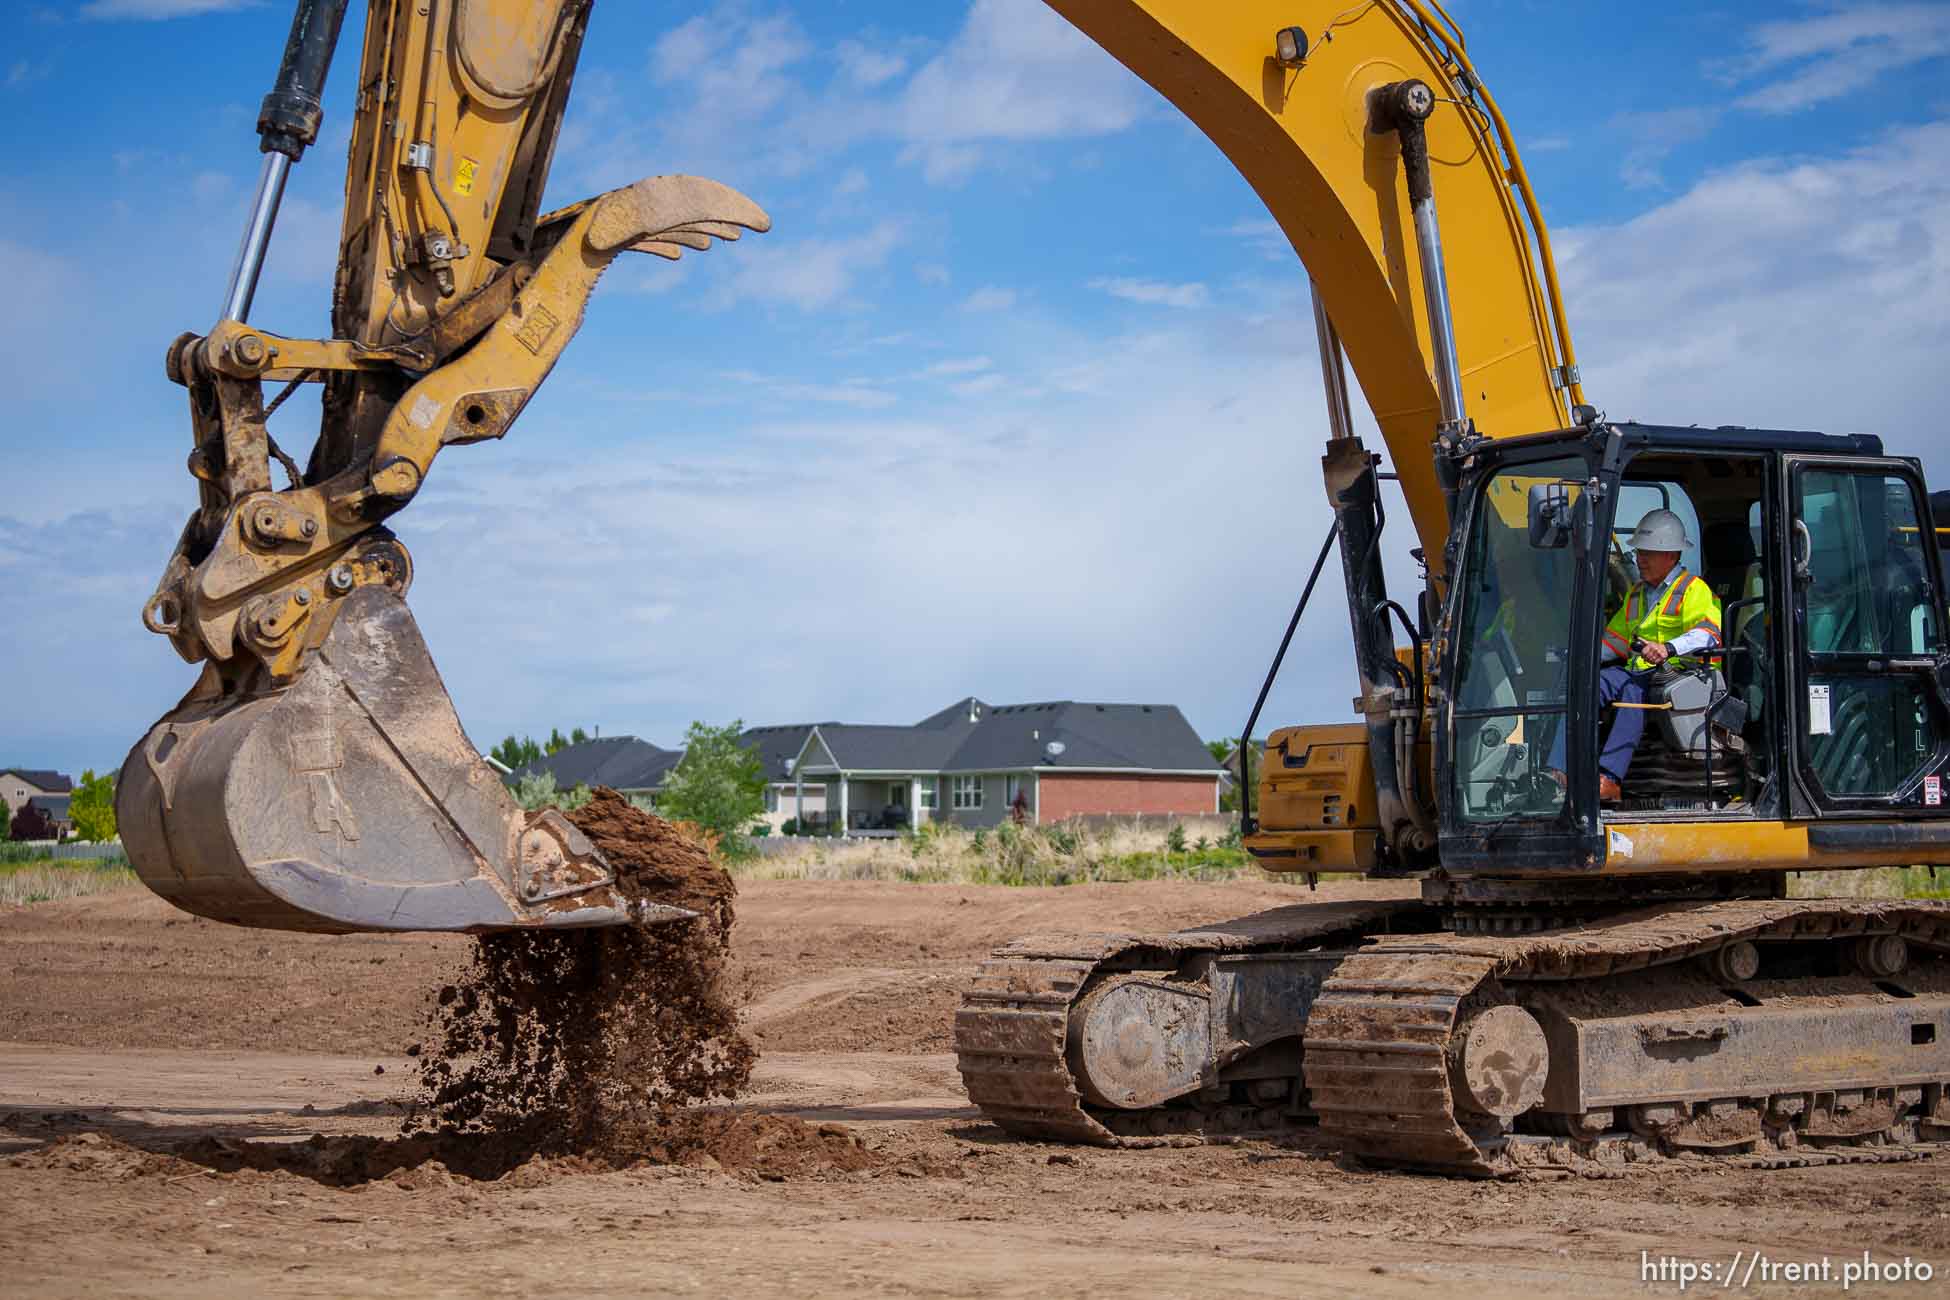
{"left": 3, "top": 879, "right": 1947, "bottom": 1298}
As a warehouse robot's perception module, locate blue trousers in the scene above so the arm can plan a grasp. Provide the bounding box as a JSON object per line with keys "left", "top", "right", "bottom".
{"left": 1549, "top": 665, "right": 1650, "bottom": 783}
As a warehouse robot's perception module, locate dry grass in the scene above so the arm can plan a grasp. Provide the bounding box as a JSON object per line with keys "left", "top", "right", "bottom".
{"left": 1790, "top": 867, "right": 1950, "bottom": 900}
{"left": 0, "top": 858, "right": 140, "bottom": 906}
{"left": 735, "top": 818, "right": 1296, "bottom": 887}
{"left": 0, "top": 865, "right": 141, "bottom": 904}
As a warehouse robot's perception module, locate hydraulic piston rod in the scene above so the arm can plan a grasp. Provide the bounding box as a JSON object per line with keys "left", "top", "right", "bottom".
{"left": 1310, "top": 279, "right": 1356, "bottom": 444}
{"left": 1373, "top": 79, "right": 1468, "bottom": 433}
{"left": 219, "top": 0, "right": 351, "bottom": 322}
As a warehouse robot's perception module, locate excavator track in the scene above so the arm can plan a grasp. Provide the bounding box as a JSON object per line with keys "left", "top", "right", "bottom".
{"left": 960, "top": 897, "right": 1950, "bottom": 1176}
{"left": 954, "top": 898, "right": 1431, "bottom": 1146}
{"left": 1308, "top": 898, "right": 1950, "bottom": 1177}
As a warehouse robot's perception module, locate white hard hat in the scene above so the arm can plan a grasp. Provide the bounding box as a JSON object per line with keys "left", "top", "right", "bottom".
{"left": 1628, "top": 508, "right": 1691, "bottom": 552}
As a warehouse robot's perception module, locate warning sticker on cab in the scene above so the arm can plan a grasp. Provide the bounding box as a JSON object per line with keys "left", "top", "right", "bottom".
{"left": 1808, "top": 682, "right": 1832, "bottom": 736}
{"left": 455, "top": 157, "right": 478, "bottom": 196}
{"left": 1926, "top": 775, "right": 1942, "bottom": 807}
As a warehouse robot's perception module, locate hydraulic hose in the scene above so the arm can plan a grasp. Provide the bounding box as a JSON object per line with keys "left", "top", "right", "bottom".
{"left": 1239, "top": 521, "right": 1341, "bottom": 836}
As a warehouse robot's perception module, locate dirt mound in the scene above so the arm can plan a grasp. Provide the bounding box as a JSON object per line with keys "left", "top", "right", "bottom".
{"left": 629, "top": 1111, "right": 880, "bottom": 1178}
{"left": 409, "top": 790, "right": 756, "bottom": 1160}
{"left": 178, "top": 1114, "right": 879, "bottom": 1185}
{"left": 5, "top": 1132, "right": 194, "bottom": 1181}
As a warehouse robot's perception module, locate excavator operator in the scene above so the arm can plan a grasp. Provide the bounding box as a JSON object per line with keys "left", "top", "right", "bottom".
{"left": 1553, "top": 509, "right": 1723, "bottom": 801}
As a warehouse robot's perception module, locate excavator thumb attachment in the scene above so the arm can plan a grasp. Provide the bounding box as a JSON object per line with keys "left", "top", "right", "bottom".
{"left": 117, "top": 587, "right": 695, "bottom": 934}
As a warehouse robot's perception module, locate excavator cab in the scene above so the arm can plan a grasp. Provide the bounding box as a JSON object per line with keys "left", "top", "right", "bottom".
{"left": 1436, "top": 421, "right": 1950, "bottom": 875}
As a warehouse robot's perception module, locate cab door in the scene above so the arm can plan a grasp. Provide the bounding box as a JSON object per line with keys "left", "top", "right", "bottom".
{"left": 1784, "top": 458, "right": 1950, "bottom": 815}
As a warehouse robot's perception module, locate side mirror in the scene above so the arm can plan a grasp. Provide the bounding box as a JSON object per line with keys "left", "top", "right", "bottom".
{"left": 1528, "top": 483, "right": 1573, "bottom": 549}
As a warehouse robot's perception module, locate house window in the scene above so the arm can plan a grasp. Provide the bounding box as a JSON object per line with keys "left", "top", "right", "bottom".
{"left": 919, "top": 779, "right": 938, "bottom": 810}
{"left": 952, "top": 775, "right": 983, "bottom": 810}
{"left": 1004, "top": 775, "right": 1023, "bottom": 807}
{"left": 888, "top": 781, "right": 907, "bottom": 808}
{"left": 764, "top": 787, "right": 779, "bottom": 812}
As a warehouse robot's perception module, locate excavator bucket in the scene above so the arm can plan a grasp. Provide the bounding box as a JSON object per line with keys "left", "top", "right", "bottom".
{"left": 117, "top": 588, "right": 695, "bottom": 934}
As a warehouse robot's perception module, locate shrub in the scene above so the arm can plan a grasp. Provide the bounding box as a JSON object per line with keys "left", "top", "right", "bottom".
{"left": 1165, "top": 823, "right": 1188, "bottom": 854}
{"left": 511, "top": 771, "right": 593, "bottom": 812}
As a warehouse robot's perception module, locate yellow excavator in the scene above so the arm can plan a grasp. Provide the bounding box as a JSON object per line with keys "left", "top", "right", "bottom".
{"left": 122, "top": 0, "right": 1950, "bottom": 1175}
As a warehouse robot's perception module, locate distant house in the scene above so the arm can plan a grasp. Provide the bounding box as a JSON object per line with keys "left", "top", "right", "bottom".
{"left": 1, "top": 769, "right": 71, "bottom": 817}
{"left": 786, "top": 697, "right": 1222, "bottom": 834}
{"left": 501, "top": 699, "right": 1222, "bottom": 837}
{"left": 506, "top": 736, "right": 682, "bottom": 801}
{"left": 26, "top": 795, "right": 73, "bottom": 838}
{"left": 505, "top": 728, "right": 829, "bottom": 831}
{"left": 739, "top": 725, "right": 828, "bottom": 831}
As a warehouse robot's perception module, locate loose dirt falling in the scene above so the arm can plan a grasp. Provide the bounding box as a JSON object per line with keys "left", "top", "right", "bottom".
{"left": 406, "top": 789, "right": 863, "bottom": 1174}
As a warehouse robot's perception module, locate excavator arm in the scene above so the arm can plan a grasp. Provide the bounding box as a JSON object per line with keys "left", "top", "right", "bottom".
{"left": 121, "top": 0, "right": 1580, "bottom": 931}
{"left": 119, "top": 0, "right": 769, "bottom": 933}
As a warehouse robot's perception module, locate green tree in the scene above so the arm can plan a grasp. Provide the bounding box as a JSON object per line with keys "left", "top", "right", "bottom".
{"left": 656, "top": 720, "right": 767, "bottom": 859}
{"left": 69, "top": 769, "right": 117, "bottom": 842}
{"left": 492, "top": 735, "right": 544, "bottom": 769}
{"left": 0, "top": 794, "right": 10, "bottom": 841}
{"left": 1208, "top": 738, "right": 1261, "bottom": 814}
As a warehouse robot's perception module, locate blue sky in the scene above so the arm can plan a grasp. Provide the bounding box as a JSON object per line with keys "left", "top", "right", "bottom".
{"left": 3, "top": 0, "right": 1949, "bottom": 777}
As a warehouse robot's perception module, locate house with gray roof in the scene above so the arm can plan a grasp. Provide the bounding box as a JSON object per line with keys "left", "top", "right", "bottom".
{"left": 26, "top": 794, "right": 73, "bottom": 838}
{"left": 506, "top": 736, "right": 682, "bottom": 799}
{"left": 501, "top": 699, "right": 1221, "bottom": 835}
{"left": 786, "top": 697, "right": 1222, "bottom": 833}
{"left": 503, "top": 728, "right": 831, "bottom": 827}
{"left": 1, "top": 769, "right": 71, "bottom": 820}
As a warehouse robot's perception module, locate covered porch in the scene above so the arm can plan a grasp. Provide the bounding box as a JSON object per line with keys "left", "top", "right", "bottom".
{"left": 787, "top": 732, "right": 939, "bottom": 837}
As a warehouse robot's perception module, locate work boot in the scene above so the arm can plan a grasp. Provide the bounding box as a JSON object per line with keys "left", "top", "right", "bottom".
{"left": 1598, "top": 773, "right": 1623, "bottom": 803}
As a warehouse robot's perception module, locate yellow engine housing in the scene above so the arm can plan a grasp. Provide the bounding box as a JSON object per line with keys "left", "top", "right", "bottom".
{"left": 1244, "top": 723, "right": 1383, "bottom": 873}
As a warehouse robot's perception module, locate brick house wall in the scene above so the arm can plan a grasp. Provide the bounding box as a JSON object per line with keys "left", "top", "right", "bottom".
{"left": 1036, "top": 773, "right": 1219, "bottom": 823}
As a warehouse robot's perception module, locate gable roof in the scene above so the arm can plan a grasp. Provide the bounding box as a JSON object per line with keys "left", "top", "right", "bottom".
{"left": 739, "top": 724, "right": 825, "bottom": 782}
{"left": 2, "top": 769, "right": 71, "bottom": 793}
{"left": 27, "top": 794, "right": 71, "bottom": 818}
{"left": 945, "top": 701, "right": 1218, "bottom": 773}
{"left": 791, "top": 699, "right": 1220, "bottom": 775}
{"left": 804, "top": 723, "right": 967, "bottom": 772}
{"left": 508, "top": 736, "right": 681, "bottom": 792}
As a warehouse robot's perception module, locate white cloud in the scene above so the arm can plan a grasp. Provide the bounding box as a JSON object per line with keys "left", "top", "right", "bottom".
{"left": 1727, "top": 3, "right": 1950, "bottom": 114}
{"left": 560, "top": 0, "right": 1150, "bottom": 192}
{"left": 915, "top": 262, "right": 951, "bottom": 287}
{"left": 80, "top": 0, "right": 257, "bottom": 17}
{"left": 960, "top": 286, "right": 1017, "bottom": 312}
{"left": 949, "top": 372, "right": 1008, "bottom": 398}
{"left": 7, "top": 58, "right": 51, "bottom": 88}
{"left": 709, "top": 220, "right": 905, "bottom": 311}
{"left": 892, "top": 0, "right": 1149, "bottom": 180}
{"left": 1090, "top": 277, "right": 1210, "bottom": 309}
{"left": 836, "top": 38, "right": 906, "bottom": 89}
{"left": 718, "top": 369, "right": 897, "bottom": 409}
{"left": 1556, "top": 120, "right": 1950, "bottom": 459}
{"left": 918, "top": 356, "right": 994, "bottom": 379}
{"left": 1609, "top": 106, "right": 1720, "bottom": 189}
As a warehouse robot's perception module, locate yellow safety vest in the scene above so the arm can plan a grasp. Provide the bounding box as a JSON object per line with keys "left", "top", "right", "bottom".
{"left": 1602, "top": 567, "right": 1723, "bottom": 670}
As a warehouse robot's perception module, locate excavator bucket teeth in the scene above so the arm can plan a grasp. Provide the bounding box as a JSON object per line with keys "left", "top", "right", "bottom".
{"left": 117, "top": 587, "right": 697, "bottom": 935}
